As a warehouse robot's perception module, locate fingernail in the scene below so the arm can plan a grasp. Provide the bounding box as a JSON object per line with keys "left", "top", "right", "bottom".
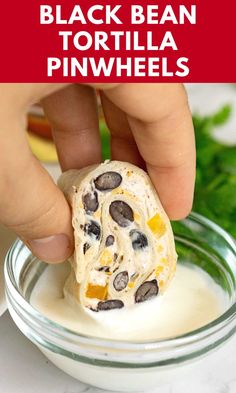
{"left": 27, "top": 234, "right": 72, "bottom": 263}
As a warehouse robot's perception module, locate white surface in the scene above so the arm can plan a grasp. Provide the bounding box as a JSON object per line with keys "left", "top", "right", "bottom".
{"left": 1, "top": 310, "right": 236, "bottom": 393}
{"left": 1, "top": 84, "right": 236, "bottom": 392}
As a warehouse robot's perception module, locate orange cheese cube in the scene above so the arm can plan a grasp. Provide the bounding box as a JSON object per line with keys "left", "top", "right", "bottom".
{"left": 147, "top": 213, "right": 166, "bottom": 237}
{"left": 86, "top": 284, "right": 108, "bottom": 300}
{"left": 100, "top": 250, "right": 113, "bottom": 266}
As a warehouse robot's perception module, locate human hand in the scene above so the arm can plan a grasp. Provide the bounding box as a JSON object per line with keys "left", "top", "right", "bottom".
{"left": 0, "top": 83, "right": 195, "bottom": 263}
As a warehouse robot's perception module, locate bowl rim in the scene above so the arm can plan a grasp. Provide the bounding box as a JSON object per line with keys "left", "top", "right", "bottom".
{"left": 4, "top": 211, "right": 236, "bottom": 353}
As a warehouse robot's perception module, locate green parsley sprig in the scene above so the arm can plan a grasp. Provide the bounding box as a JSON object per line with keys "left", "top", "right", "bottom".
{"left": 100, "top": 105, "right": 236, "bottom": 238}
{"left": 193, "top": 105, "right": 236, "bottom": 238}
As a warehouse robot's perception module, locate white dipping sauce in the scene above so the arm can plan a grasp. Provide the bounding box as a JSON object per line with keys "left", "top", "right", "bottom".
{"left": 31, "top": 262, "right": 227, "bottom": 340}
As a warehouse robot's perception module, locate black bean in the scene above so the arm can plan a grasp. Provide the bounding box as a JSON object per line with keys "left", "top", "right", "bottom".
{"left": 84, "top": 221, "right": 101, "bottom": 240}
{"left": 82, "top": 191, "right": 98, "bottom": 213}
{"left": 97, "top": 299, "right": 124, "bottom": 311}
{"left": 113, "top": 271, "right": 129, "bottom": 291}
{"left": 105, "top": 235, "right": 115, "bottom": 247}
{"left": 97, "top": 266, "right": 110, "bottom": 273}
{"left": 135, "top": 280, "right": 159, "bottom": 303}
{"left": 83, "top": 243, "right": 90, "bottom": 254}
{"left": 129, "top": 230, "right": 148, "bottom": 250}
{"left": 94, "top": 171, "right": 122, "bottom": 191}
{"left": 109, "top": 201, "right": 134, "bottom": 227}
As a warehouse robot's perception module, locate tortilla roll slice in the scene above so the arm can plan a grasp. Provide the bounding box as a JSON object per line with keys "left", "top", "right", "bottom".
{"left": 59, "top": 160, "right": 177, "bottom": 311}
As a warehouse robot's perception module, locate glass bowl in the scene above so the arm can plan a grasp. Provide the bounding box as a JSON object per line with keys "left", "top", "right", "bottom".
{"left": 4, "top": 213, "right": 236, "bottom": 392}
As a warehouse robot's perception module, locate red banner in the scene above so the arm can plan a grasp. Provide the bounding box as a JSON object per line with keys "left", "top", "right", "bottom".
{"left": 0, "top": 0, "right": 235, "bottom": 82}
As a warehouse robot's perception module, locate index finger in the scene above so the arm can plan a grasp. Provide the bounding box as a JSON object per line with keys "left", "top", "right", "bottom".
{"left": 102, "top": 84, "right": 195, "bottom": 220}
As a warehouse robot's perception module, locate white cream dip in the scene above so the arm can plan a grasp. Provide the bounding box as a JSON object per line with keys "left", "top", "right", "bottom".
{"left": 30, "top": 262, "right": 227, "bottom": 341}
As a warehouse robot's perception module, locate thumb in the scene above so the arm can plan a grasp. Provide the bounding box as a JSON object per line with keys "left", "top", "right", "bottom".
{"left": 0, "top": 129, "right": 73, "bottom": 263}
